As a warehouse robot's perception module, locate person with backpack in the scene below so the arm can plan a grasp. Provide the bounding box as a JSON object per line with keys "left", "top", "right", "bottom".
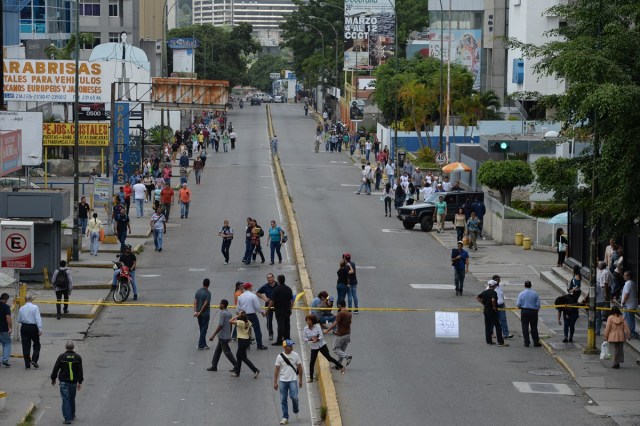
{"left": 268, "top": 220, "right": 285, "bottom": 265}
{"left": 273, "top": 340, "right": 303, "bottom": 425}
{"left": 52, "top": 260, "right": 73, "bottom": 320}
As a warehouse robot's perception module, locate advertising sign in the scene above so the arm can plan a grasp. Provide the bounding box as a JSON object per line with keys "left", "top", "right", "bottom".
{"left": 167, "top": 38, "right": 200, "bottom": 49}
{"left": 1, "top": 221, "right": 34, "bottom": 269}
{"left": 42, "top": 123, "right": 110, "bottom": 147}
{"left": 0, "top": 111, "right": 43, "bottom": 166}
{"left": 93, "top": 177, "right": 112, "bottom": 208}
{"left": 0, "top": 130, "right": 22, "bottom": 176}
{"left": 151, "top": 78, "right": 229, "bottom": 108}
{"left": 112, "top": 103, "right": 131, "bottom": 185}
{"left": 428, "top": 29, "right": 482, "bottom": 91}
{"left": 77, "top": 103, "right": 109, "bottom": 121}
{"left": 344, "top": 0, "right": 395, "bottom": 71}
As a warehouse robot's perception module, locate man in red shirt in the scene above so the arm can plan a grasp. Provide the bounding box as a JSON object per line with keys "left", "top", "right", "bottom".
{"left": 324, "top": 300, "right": 353, "bottom": 367}
{"left": 160, "top": 183, "right": 174, "bottom": 222}
{"left": 179, "top": 183, "right": 192, "bottom": 219}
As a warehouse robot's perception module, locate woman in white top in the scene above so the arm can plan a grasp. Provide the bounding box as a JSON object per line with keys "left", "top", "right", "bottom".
{"left": 86, "top": 213, "right": 102, "bottom": 256}
{"left": 304, "top": 315, "right": 344, "bottom": 382}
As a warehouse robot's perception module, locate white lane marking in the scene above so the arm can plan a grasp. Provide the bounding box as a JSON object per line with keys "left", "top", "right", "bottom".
{"left": 512, "top": 382, "right": 574, "bottom": 395}
{"left": 188, "top": 267, "right": 207, "bottom": 272}
{"left": 260, "top": 175, "right": 271, "bottom": 178}
{"left": 411, "top": 284, "right": 455, "bottom": 290}
{"left": 138, "top": 274, "right": 161, "bottom": 278}
{"left": 381, "top": 229, "right": 410, "bottom": 233}
{"left": 262, "top": 186, "right": 273, "bottom": 189}
{"left": 330, "top": 161, "right": 349, "bottom": 164}
{"left": 340, "top": 184, "right": 360, "bottom": 187}
{"left": 357, "top": 266, "right": 377, "bottom": 269}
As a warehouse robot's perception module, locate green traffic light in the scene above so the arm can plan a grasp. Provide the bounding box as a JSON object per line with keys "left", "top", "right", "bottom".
{"left": 500, "top": 142, "right": 508, "bottom": 150}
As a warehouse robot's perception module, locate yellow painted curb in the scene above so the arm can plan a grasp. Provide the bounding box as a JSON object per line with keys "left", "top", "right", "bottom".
{"left": 267, "top": 105, "right": 342, "bottom": 426}
{"left": 19, "top": 401, "right": 36, "bottom": 424}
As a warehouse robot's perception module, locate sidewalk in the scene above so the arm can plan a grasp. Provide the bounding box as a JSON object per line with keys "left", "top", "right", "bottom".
{"left": 432, "top": 226, "right": 640, "bottom": 425}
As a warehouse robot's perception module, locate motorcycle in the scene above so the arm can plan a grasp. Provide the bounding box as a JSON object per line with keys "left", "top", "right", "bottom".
{"left": 112, "top": 259, "right": 132, "bottom": 303}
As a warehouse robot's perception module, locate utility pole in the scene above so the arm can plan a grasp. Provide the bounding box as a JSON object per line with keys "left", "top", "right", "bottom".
{"left": 72, "top": 0, "right": 81, "bottom": 261}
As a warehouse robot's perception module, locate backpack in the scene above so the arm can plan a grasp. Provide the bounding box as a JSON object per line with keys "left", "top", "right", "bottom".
{"left": 54, "top": 269, "right": 69, "bottom": 290}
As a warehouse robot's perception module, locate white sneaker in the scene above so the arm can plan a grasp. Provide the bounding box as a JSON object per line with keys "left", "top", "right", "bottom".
{"left": 295, "top": 412, "right": 301, "bottom": 420}
{"left": 280, "top": 418, "right": 289, "bottom": 425}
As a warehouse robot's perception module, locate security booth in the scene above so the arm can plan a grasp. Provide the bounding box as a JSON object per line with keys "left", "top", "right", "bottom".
{"left": 0, "top": 188, "right": 70, "bottom": 282}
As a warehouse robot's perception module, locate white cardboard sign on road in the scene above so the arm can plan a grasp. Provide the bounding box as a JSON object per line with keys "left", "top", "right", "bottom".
{"left": 1, "top": 221, "right": 35, "bottom": 269}
{"left": 435, "top": 311, "right": 459, "bottom": 338}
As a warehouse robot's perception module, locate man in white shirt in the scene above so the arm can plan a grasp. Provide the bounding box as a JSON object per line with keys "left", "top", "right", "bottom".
{"left": 420, "top": 183, "right": 433, "bottom": 202}
{"left": 442, "top": 176, "right": 452, "bottom": 192}
{"left": 237, "top": 283, "right": 268, "bottom": 349}
{"left": 133, "top": 180, "right": 147, "bottom": 218}
{"left": 490, "top": 276, "right": 514, "bottom": 339}
{"left": 385, "top": 162, "right": 395, "bottom": 187}
{"left": 18, "top": 294, "right": 42, "bottom": 369}
{"left": 273, "top": 340, "right": 303, "bottom": 425}
{"left": 596, "top": 261, "right": 612, "bottom": 335}
{"left": 621, "top": 271, "right": 638, "bottom": 338}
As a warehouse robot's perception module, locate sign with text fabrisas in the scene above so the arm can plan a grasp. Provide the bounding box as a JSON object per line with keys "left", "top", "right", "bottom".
{"left": 112, "top": 103, "right": 130, "bottom": 185}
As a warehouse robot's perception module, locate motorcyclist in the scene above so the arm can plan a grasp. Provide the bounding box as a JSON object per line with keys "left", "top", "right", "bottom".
{"left": 112, "top": 245, "right": 138, "bottom": 300}
{"left": 239, "top": 99, "right": 244, "bottom": 109}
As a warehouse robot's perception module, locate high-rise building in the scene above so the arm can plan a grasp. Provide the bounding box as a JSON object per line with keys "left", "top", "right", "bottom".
{"left": 18, "top": 0, "right": 73, "bottom": 45}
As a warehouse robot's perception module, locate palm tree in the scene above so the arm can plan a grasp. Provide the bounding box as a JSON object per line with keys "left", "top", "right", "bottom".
{"left": 478, "top": 90, "right": 503, "bottom": 120}
{"left": 44, "top": 33, "right": 96, "bottom": 60}
{"left": 398, "top": 78, "right": 438, "bottom": 151}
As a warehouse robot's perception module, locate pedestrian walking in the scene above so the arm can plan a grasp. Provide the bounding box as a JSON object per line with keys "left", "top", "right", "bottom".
{"left": 0, "top": 293, "right": 11, "bottom": 367}
{"left": 257, "top": 273, "right": 279, "bottom": 341}
{"left": 194, "top": 278, "right": 212, "bottom": 350}
{"left": 596, "top": 261, "right": 612, "bottom": 335}
{"left": 271, "top": 134, "right": 279, "bottom": 156}
{"left": 218, "top": 219, "right": 234, "bottom": 264}
{"left": 555, "top": 227, "right": 568, "bottom": 267}
{"left": 453, "top": 208, "right": 466, "bottom": 242}
{"left": 193, "top": 157, "right": 203, "bottom": 184}
{"left": 242, "top": 217, "right": 254, "bottom": 264}
{"left": 230, "top": 311, "right": 260, "bottom": 378}
{"left": 150, "top": 207, "right": 167, "bottom": 252}
{"left": 268, "top": 220, "right": 285, "bottom": 265}
{"left": 274, "top": 340, "right": 303, "bottom": 425}
{"left": 336, "top": 259, "right": 352, "bottom": 305}
{"left": 343, "top": 253, "right": 359, "bottom": 313}
{"left": 237, "top": 282, "right": 268, "bottom": 350}
{"left": 383, "top": 183, "right": 393, "bottom": 217}
{"left": 556, "top": 291, "right": 579, "bottom": 343}
{"left": 207, "top": 299, "right": 238, "bottom": 371}
{"left": 251, "top": 219, "right": 266, "bottom": 263}
{"left": 324, "top": 300, "right": 353, "bottom": 366}
{"left": 114, "top": 204, "right": 131, "bottom": 253}
{"left": 604, "top": 306, "right": 631, "bottom": 369}
{"left": 179, "top": 183, "right": 191, "bottom": 219}
{"left": 86, "top": 213, "right": 102, "bottom": 256}
{"left": 18, "top": 294, "right": 42, "bottom": 368}
{"left": 451, "top": 241, "right": 469, "bottom": 296}
{"left": 52, "top": 260, "right": 73, "bottom": 320}
{"left": 516, "top": 281, "right": 541, "bottom": 347}
{"left": 50, "top": 341, "right": 83, "bottom": 424}
{"left": 492, "top": 275, "right": 513, "bottom": 339}
{"left": 434, "top": 195, "right": 447, "bottom": 233}
{"left": 230, "top": 130, "right": 238, "bottom": 150}
{"left": 160, "top": 183, "right": 174, "bottom": 222}
{"left": 466, "top": 212, "right": 481, "bottom": 250}
{"left": 621, "top": 271, "right": 638, "bottom": 338}
{"left": 269, "top": 275, "right": 294, "bottom": 345}
{"left": 477, "top": 280, "right": 507, "bottom": 346}
{"left": 78, "top": 196, "right": 90, "bottom": 235}
{"left": 133, "top": 179, "right": 146, "bottom": 218}
{"left": 304, "top": 315, "right": 344, "bottom": 382}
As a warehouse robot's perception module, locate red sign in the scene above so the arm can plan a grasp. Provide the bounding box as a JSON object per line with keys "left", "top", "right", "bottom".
{"left": 0, "top": 130, "right": 22, "bottom": 176}
{"left": 1, "top": 221, "right": 34, "bottom": 269}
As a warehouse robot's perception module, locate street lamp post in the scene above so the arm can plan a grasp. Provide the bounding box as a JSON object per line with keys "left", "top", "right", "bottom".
{"left": 309, "top": 16, "right": 339, "bottom": 90}
{"left": 72, "top": 0, "right": 81, "bottom": 261}
{"left": 438, "top": 0, "right": 444, "bottom": 154}
{"left": 162, "top": 0, "right": 180, "bottom": 78}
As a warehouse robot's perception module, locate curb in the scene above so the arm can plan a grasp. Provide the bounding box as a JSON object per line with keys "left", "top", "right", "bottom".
{"left": 41, "top": 296, "right": 106, "bottom": 319}
{"left": 268, "top": 105, "right": 342, "bottom": 426}
{"left": 18, "top": 401, "right": 36, "bottom": 424}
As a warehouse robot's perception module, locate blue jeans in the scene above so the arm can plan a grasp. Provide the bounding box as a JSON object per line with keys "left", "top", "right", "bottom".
{"left": 454, "top": 269, "right": 466, "bottom": 293}
{"left": 563, "top": 310, "right": 579, "bottom": 339}
{"left": 243, "top": 240, "right": 253, "bottom": 263}
{"left": 180, "top": 201, "right": 190, "bottom": 218}
{"left": 78, "top": 218, "right": 88, "bottom": 235}
{"left": 59, "top": 381, "right": 77, "bottom": 422}
{"left": 336, "top": 283, "right": 348, "bottom": 305}
{"left": 347, "top": 285, "right": 358, "bottom": 310}
{"left": 135, "top": 198, "right": 144, "bottom": 217}
{"left": 366, "top": 149, "right": 371, "bottom": 161}
{"left": 153, "top": 229, "right": 164, "bottom": 250}
{"left": 0, "top": 331, "right": 11, "bottom": 363}
{"left": 221, "top": 239, "right": 231, "bottom": 262}
{"left": 197, "top": 312, "right": 210, "bottom": 349}
{"left": 117, "top": 229, "right": 127, "bottom": 252}
{"left": 247, "top": 313, "right": 264, "bottom": 347}
{"left": 624, "top": 309, "right": 637, "bottom": 337}
{"left": 270, "top": 240, "right": 282, "bottom": 263}
{"left": 497, "top": 304, "right": 509, "bottom": 336}
{"left": 595, "top": 302, "right": 608, "bottom": 334}
{"left": 89, "top": 230, "right": 100, "bottom": 255}
{"left": 112, "top": 269, "right": 137, "bottom": 296}
{"left": 279, "top": 380, "right": 299, "bottom": 420}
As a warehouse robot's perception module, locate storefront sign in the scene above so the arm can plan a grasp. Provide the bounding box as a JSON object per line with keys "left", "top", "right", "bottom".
{"left": 0, "top": 130, "right": 22, "bottom": 176}
{"left": 42, "top": 123, "right": 110, "bottom": 146}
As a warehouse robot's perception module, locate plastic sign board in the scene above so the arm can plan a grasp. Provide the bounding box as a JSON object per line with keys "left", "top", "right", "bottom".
{"left": 42, "top": 123, "right": 110, "bottom": 146}
{"left": 0, "top": 111, "right": 43, "bottom": 166}
{"left": 93, "top": 177, "right": 112, "bottom": 208}
{"left": 344, "top": 0, "right": 395, "bottom": 71}
{"left": 1, "top": 221, "right": 34, "bottom": 269}
{"left": 167, "top": 38, "right": 200, "bottom": 49}
{"left": 270, "top": 73, "right": 281, "bottom": 79}
{"left": 0, "top": 130, "right": 22, "bottom": 176}
{"left": 435, "top": 311, "right": 459, "bottom": 338}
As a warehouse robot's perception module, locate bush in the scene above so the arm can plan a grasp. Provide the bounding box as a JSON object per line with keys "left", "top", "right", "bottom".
{"left": 510, "top": 200, "right": 531, "bottom": 213}
{"left": 530, "top": 203, "right": 566, "bottom": 218}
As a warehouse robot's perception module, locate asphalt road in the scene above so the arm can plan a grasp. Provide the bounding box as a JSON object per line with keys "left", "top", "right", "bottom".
{"left": 34, "top": 104, "right": 319, "bottom": 425}
{"left": 270, "top": 104, "right": 613, "bottom": 425}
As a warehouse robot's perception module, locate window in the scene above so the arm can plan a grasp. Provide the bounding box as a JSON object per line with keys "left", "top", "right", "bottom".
{"left": 109, "top": 32, "right": 120, "bottom": 42}
{"left": 109, "top": 0, "right": 119, "bottom": 17}
{"left": 82, "top": 32, "right": 101, "bottom": 49}
{"left": 80, "top": 0, "right": 100, "bottom": 16}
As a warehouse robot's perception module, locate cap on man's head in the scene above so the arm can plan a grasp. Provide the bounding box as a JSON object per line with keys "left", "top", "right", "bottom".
{"left": 457, "top": 241, "right": 464, "bottom": 245}
{"left": 282, "top": 339, "right": 295, "bottom": 347}
{"left": 243, "top": 282, "right": 253, "bottom": 289}
{"left": 343, "top": 253, "right": 351, "bottom": 260}
{"left": 487, "top": 280, "right": 498, "bottom": 287}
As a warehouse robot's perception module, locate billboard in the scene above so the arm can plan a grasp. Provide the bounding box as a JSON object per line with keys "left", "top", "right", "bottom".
{"left": 428, "top": 29, "right": 482, "bottom": 91}
{"left": 0, "top": 111, "right": 43, "bottom": 166}
{"left": 344, "top": 0, "right": 395, "bottom": 71}
{"left": 0, "top": 130, "right": 22, "bottom": 176}
{"left": 112, "top": 103, "right": 131, "bottom": 185}
{"left": 42, "top": 123, "right": 110, "bottom": 147}
{"left": 151, "top": 78, "right": 229, "bottom": 108}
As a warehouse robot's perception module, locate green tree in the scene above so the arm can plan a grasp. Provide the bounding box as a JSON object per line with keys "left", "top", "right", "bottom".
{"left": 398, "top": 79, "right": 437, "bottom": 150}
{"left": 507, "top": 0, "right": 640, "bottom": 236}
{"left": 477, "top": 160, "right": 534, "bottom": 206}
{"left": 532, "top": 157, "right": 578, "bottom": 201}
{"left": 246, "top": 54, "right": 292, "bottom": 93}
{"left": 44, "top": 33, "right": 96, "bottom": 59}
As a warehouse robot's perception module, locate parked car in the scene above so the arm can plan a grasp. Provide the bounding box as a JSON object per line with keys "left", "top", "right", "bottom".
{"left": 0, "top": 177, "right": 40, "bottom": 189}
{"left": 397, "top": 190, "right": 484, "bottom": 232}
{"left": 263, "top": 95, "right": 273, "bottom": 103}
{"left": 273, "top": 95, "right": 285, "bottom": 103}
{"left": 250, "top": 96, "right": 262, "bottom": 106}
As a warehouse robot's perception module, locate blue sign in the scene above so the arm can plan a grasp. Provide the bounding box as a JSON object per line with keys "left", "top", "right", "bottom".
{"left": 112, "top": 103, "right": 130, "bottom": 185}
{"left": 167, "top": 38, "right": 200, "bottom": 50}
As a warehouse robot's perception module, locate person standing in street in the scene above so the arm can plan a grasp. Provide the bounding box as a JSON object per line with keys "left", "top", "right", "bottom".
{"left": 194, "top": 278, "right": 212, "bottom": 350}
{"left": 218, "top": 219, "right": 234, "bottom": 265}
{"left": 434, "top": 195, "right": 447, "bottom": 233}
{"left": 86, "top": 213, "right": 102, "bottom": 256}
{"left": 207, "top": 299, "right": 237, "bottom": 371}
{"left": 51, "top": 341, "right": 83, "bottom": 424}
{"left": 230, "top": 129, "right": 238, "bottom": 150}
{"left": 160, "top": 183, "right": 174, "bottom": 222}
{"left": 179, "top": 183, "right": 192, "bottom": 219}
{"left": 52, "top": 260, "right": 73, "bottom": 320}
{"left": 0, "top": 293, "right": 11, "bottom": 367}
{"left": 18, "top": 294, "right": 42, "bottom": 368}
{"left": 257, "top": 273, "right": 279, "bottom": 341}
{"left": 242, "top": 217, "right": 254, "bottom": 265}
{"left": 604, "top": 306, "right": 631, "bottom": 369}
{"left": 492, "top": 275, "right": 513, "bottom": 339}
{"left": 596, "top": 261, "right": 612, "bottom": 335}
{"left": 114, "top": 204, "right": 131, "bottom": 253}
{"left": 269, "top": 275, "right": 294, "bottom": 345}
{"left": 451, "top": 241, "right": 469, "bottom": 296}
{"left": 133, "top": 179, "right": 147, "bottom": 218}
{"left": 78, "top": 196, "right": 90, "bottom": 236}
{"left": 477, "top": 280, "right": 507, "bottom": 346}
{"left": 343, "top": 253, "right": 359, "bottom": 313}
{"left": 268, "top": 220, "right": 284, "bottom": 265}
{"left": 516, "top": 281, "right": 541, "bottom": 347}
{"left": 324, "top": 299, "right": 353, "bottom": 367}
{"left": 555, "top": 228, "right": 568, "bottom": 267}
{"left": 621, "top": 271, "right": 638, "bottom": 338}
{"left": 274, "top": 340, "right": 303, "bottom": 425}
{"left": 150, "top": 207, "right": 167, "bottom": 252}
{"left": 270, "top": 134, "right": 279, "bottom": 156}
{"left": 230, "top": 311, "right": 260, "bottom": 378}
{"left": 193, "top": 157, "right": 203, "bottom": 184}
{"left": 304, "top": 315, "right": 344, "bottom": 382}
{"left": 237, "top": 282, "right": 268, "bottom": 350}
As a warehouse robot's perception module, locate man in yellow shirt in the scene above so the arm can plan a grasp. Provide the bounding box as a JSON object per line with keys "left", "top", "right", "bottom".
{"left": 179, "top": 183, "right": 192, "bottom": 219}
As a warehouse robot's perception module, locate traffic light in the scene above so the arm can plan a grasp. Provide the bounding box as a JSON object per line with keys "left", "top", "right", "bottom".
{"left": 492, "top": 141, "right": 510, "bottom": 152}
